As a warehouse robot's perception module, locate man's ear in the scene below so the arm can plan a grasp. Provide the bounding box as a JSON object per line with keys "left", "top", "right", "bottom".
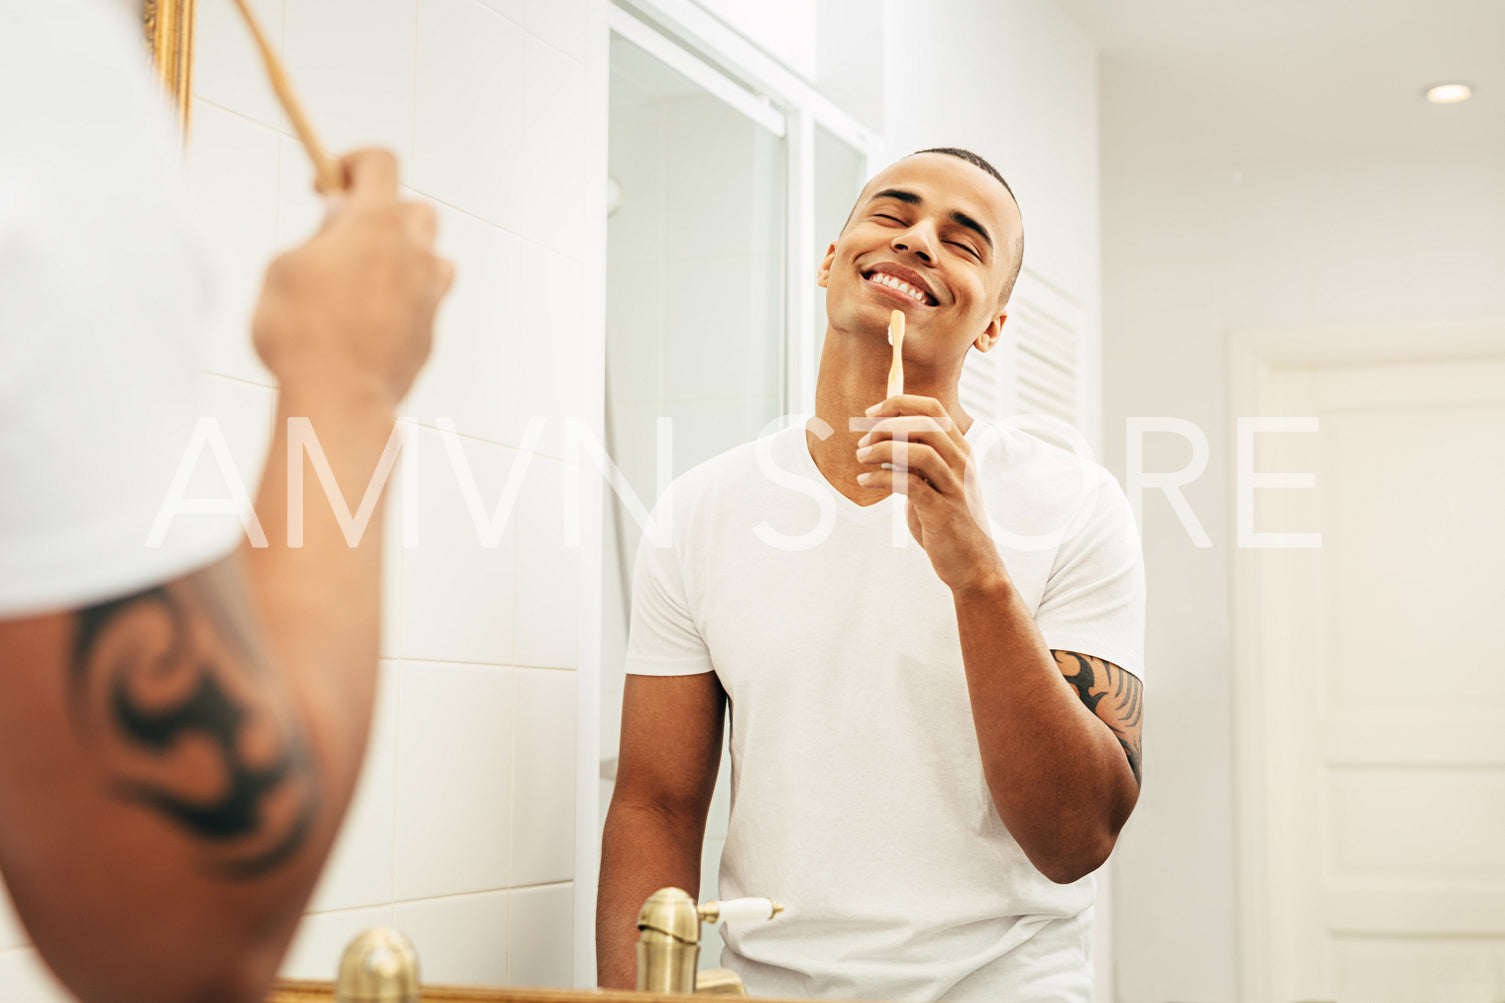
{"left": 973, "top": 310, "right": 1007, "bottom": 353}
{"left": 815, "top": 243, "right": 837, "bottom": 289}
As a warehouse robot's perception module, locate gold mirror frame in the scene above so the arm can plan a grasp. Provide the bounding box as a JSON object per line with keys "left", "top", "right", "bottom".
{"left": 143, "top": 0, "right": 197, "bottom": 132}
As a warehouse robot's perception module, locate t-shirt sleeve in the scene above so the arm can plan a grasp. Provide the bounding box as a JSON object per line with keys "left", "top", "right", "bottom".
{"left": 1033, "top": 473, "right": 1147, "bottom": 680}
{"left": 0, "top": 9, "right": 240, "bottom": 618}
{"left": 623, "top": 518, "right": 715, "bottom": 677}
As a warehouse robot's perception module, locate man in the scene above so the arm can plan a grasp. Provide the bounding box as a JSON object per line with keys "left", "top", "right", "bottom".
{"left": 0, "top": 2, "right": 451, "bottom": 1000}
{"left": 598, "top": 148, "right": 1144, "bottom": 1001}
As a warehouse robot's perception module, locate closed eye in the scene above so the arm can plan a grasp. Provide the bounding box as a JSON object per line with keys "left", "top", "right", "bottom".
{"left": 874, "top": 213, "right": 904, "bottom": 224}
{"left": 948, "top": 240, "right": 981, "bottom": 259}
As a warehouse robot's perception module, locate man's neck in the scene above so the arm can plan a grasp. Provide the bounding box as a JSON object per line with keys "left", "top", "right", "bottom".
{"left": 807, "top": 326, "right": 972, "bottom": 505}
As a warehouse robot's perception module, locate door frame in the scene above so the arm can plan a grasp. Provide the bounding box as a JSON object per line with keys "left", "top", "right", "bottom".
{"left": 1227, "top": 313, "right": 1505, "bottom": 1003}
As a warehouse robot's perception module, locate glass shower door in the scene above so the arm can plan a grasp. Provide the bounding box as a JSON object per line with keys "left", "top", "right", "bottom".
{"left": 600, "top": 19, "right": 786, "bottom": 973}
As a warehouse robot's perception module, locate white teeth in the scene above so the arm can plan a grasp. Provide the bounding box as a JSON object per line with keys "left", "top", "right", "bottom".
{"left": 870, "top": 272, "right": 928, "bottom": 304}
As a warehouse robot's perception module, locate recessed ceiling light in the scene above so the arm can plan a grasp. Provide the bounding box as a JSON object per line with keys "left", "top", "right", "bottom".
{"left": 1425, "top": 82, "right": 1472, "bottom": 104}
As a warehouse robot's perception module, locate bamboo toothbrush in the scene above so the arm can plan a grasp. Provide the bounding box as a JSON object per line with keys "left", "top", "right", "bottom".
{"left": 886, "top": 309, "right": 905, "bottom": 397}
{"left": 227, "top": 0, "right": 343, "bottom": 194}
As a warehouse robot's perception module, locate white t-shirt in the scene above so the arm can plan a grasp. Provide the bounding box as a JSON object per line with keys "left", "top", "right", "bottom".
{"left": 626, "top": 420, "right": 1146, "bottom": 1002}
{"left": 0, "top": 0, "right": 238, "bottom": 616}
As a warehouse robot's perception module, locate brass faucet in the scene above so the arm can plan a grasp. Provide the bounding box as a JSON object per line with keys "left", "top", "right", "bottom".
{"left": 334, "top": 927, "right": 421, "bottom": 1003}
{"left": 635, "top": 888, "right": 783, "bottom": 995}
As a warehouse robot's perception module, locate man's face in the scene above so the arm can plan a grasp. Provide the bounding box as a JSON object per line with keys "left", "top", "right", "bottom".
{"left": 817, "top": 153, "right": 1022, "bottom": 363}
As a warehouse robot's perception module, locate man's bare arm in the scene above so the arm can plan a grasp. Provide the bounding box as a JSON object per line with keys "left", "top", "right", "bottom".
{"left": 1053, "top": 650, "right": 1143, "bottom": 786}
{"left": 597, "top": 672, "right": 725, "bottom": 990}
{"left": 0, "top": 149, "right": 451, "bottom": 1003}
{"left": 857, "top": 395, "right": 1142, "bottom": 884}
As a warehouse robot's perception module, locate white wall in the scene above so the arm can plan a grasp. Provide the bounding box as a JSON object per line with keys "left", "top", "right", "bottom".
{"left": 1100, "top": 102, "right": 1505, "bottom": 1002}
{"left": 0, "top": 0, "right": 604, "bottom": 998}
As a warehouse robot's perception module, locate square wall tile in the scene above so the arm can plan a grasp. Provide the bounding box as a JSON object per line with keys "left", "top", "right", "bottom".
{"left": 395, "top": 889, "right": 509, "bottom": 987}
{"left": 274, "top": 136, "right": 325, "bottom": 252}
{"left": 283, "top": 0, "right": 417, "bottom": 167}
{"left": 507, "top": 883, "right": 573, "bottom": 987}
{"left": 0, "top": 948, "right": 73, "bottom": 1003}
{"left": 193, "top": 0, "right": 286, "bottom": 130}
{"left": 280, "top": 905, "right": 394, "bottom": 982}
{"left": 414, "top": 0, "right": 527, "bottom": 229}
{"left": 511, "top": 669, "right": 577, "bottom": 885}
{"left": 187, "top": 100, "right": 279, "bottom": 386}
{"left": 516, "top": 247, "right": 588, "bottom": 459}
{"left": 474, "top": 0, "right": 525, "bottom": 25}
{"left": 405, "top": 206, "right": 522, "bottom": 445}
{"left": 196, "top": 375, "right": 275, "bottom": 495}
{"left": 381, "top": 429, "right": 411, "bottom": 660}
{"left": 517, "top": 35, "right": 590, "bottom": 251}
{"left": 310, "top": 661, "right": 399, "bottom": 912}
{"left": 514, "top": 459, "right": 581, "bottom": 669}
{"left": 399, "top": 427, "right": 519, "bottom": 665}
{"left": 525, "top": 0, "right": 588, "bottom": 64}
{"left": 395, "top": 661, "right": 513, "bottom": 899}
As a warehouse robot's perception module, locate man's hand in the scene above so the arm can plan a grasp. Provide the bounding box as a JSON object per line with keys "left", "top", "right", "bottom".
{"left": 251, "top": 149, "right": 455, "bottom": 412}
{"left": 855, "top": 394, "right": 1007, "bottom": 594}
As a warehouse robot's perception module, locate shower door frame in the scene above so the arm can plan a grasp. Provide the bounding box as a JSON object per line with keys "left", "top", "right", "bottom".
{"left": 583, "top": 2, "right": 882, "bottom": 986}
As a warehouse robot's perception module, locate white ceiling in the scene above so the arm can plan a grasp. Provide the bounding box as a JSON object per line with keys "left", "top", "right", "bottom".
{"left": 1055, "top": 0, "right": 1505, "bottom": 165}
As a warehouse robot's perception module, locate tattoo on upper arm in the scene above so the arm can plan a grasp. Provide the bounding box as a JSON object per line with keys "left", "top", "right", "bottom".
{"left": 1053, "top": 651, "right": 1142, "bottom": 786}
{"left": 69, "top": 568, "right": 318, "bottom": 879}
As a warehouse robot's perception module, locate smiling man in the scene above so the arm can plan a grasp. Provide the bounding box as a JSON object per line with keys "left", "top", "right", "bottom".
{"left": 597, "top": 148, "right": 1145, "bottom": 1002}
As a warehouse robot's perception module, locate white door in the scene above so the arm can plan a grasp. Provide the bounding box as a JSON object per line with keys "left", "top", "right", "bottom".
{"left": 1249, "top": 349, "right": 1505, "bottom": 1003}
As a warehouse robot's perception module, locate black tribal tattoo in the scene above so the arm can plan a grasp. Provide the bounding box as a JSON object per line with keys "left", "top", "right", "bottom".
{"left": 1053, "top": 650, "right": 1143, "bottom": 786}
{"left": 70, "top": 579, "right": 317, "bottom": 879}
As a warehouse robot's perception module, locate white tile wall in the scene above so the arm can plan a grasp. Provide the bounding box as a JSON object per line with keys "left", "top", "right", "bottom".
{"left": 395, "top": 889, "right": 510, "bottom": 986}
{"left": 511, "top": 669, "right": 578, "bottom": 885}
{"left": 282, "top": 905, "right": 396, "bottom": 981}
{"left": 516, "top": 247, "right": 588, "bottom": 458}
{"left": 309, "top": 661, "right": 400, "bottom": 913}
{"left": 1, "top": 0, "right": 594, "bottom": 998}
{"left": 525, "top": 0, "right": 589, "bottom": 64}
{"left": 399, "top": 428, "right": 519, "bottom": 664}
{"left": 507, "top": 883, "right": 574, "bottom": 987}
{"left": 514, "top": 460, "right": 582, "bottom": 669}
{"left": 282, "top": 0, "right": 419, "bottom": 167}
{"left": 394, "top": 661, "right": 514, "bottom": 900}
{"left": 404, "top": 205, "right": 524, "bottom": 445}
{"left": 518, "top": 35, "right": 591, "bottom": 248}
{"left": 413, "top": 0, "right": 528, "bottom": 230}
{"left": 187, "top": 99, "right": 280, "bottom": 386}
{"left": 193, "top": 0, "right": 286, "bottom": 132}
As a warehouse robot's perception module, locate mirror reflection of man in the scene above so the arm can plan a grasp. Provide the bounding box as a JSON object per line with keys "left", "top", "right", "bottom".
{"left": 598, "top": 149, "right": 1145, "bottom": 1002}
{"left": 0, "top": 3, "right": 451, "bottom": 999}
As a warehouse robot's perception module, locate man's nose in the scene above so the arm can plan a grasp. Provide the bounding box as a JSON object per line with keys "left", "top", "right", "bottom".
{"left": 891, "top": 221, "right": 937, "bottom": 263}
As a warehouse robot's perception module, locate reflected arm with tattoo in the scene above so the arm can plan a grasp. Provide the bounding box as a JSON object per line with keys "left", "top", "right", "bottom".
{"left": 0, "top": 149, "right": 452, "bottom": 1003}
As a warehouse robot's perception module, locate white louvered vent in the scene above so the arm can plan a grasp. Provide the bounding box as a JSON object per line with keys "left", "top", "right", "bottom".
{"left": 959, "top": 268, "right": 1087, "bottom": 450}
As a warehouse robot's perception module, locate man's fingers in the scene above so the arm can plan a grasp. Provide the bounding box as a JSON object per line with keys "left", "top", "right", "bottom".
{"left": 339, "top": 148, "right": 400, "bottom": 202}
{"left": 403, "top": 201, "right": 439, "bottom": 247}
{"left": 856, "top": 441, "right": 959, "bottom": 495}
{"left": 433, "top": 256, "right": 457, "bottom": 297}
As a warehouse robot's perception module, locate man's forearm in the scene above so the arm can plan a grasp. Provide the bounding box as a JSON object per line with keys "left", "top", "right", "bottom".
{"left": 596, "top": 799, "right": 707, "bottom": 989}
{"left": 248, "top": 391, "right": 397, "bottom": 809}
{"left": 952, "top": 575, "right": 1137, "bottom": 883}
